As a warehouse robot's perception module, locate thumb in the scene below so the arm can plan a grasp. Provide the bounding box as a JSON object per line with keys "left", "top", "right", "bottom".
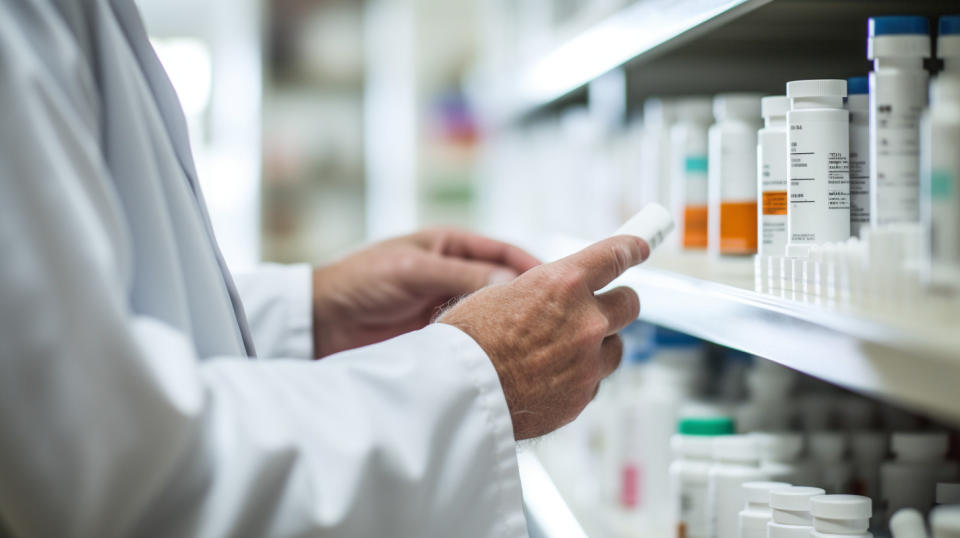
{"left": 413, "top": 254, "right": 518, "bottom": 297}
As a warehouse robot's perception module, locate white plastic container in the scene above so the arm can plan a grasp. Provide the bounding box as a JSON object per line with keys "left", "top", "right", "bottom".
{"left": 889, "top": 508, "right": 930, "bottom": 538}
{"left": 709, "top": 93, "right": 764, "bottom": 256}
{"left": 671, "top": 97, "right": 714, "bottom": 250}
{"left": 867, "top": 16, "right": 931, "bottom": 225}
{"left": 850, "top": 431, "right": 887, "bottom": 504}
{"left": 768, "top": 485, "right": 827, "bottom": 538}
{"left": 847, "top": 76, "right": 871, "bottom": 237}
{"left": 810, "top": 494, "right": 873, "bottom": 538}
{"left": 932, "top": 506, "right": 960, "bottom": 538}
{"left": 670, "top": 416, "right": 736, "bottom": 538}
{"left": 736, "top": 361, "right": 797, "bottom": 433}
{"left": 809, "top": 432, "right": 853, "bottom": 494}
{"left": 786, "top": 79, "right": 851, "bottom": 258}
{"left": 758, "top": 95, "right": 790, "bottom": 256}
{"left": 738, "top": 481, "right": 791, "bottom": 538}
{"left": 755, "top": 432, "right": 815, "bottom": 485}
{"left": 643, "top": 98, "right": 678, "bottom": 210}
{"left": 880, "top": 432, "right": 960, "bottom": 521}
{"left": 920, "top": 74, "right": 960, "bottom": 283}
{"left": 708, "top": 435, "right": 769, "bottom": 538}
{"left": 941, "top": 15, "right": 960, "bottom": 74}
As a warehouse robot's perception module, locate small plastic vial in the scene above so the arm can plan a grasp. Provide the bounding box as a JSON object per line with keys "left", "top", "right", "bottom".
{"left": 880, "top": 432, "right": 960, "bottom": 522}
{"left": 810, "top": 494, "right": 873, "bottom": 538}
{"left": 757, "top": 95, "right": 790, "bottom": 258}
{"left": 939, "top": 15, "right": 960, "bottom": 75}
{"left": 889, "top": 508, "right": 930, "bottom": 538}
{"left": 708, "top": 93, "right": 764, "bottom": 256}
{"left": 671, "top": 417, "right": 736, "bottom": 538}
{"left": 671, "top": 97, "right": 714, "bottom": 250}
{"left": 738, "top": 481, "right": 791, "bottom": 538}
{"left": 846, "top": 76, "right": 871, "bottom": 238}
{"left": 932, "top": 506, "right": 960, "bottom": 538}
{"left": 786, "top": 79, "right": 850, "bottom": 259}
{"left": 920, "top": 74, "right": 960, "bottom": 284}
{"left": 867, "top": 15, "right": 931, "bottom": 226}
{"left": 767, "top": 486, "right": 826, "bottom": 538}
{"left": 708, "top": 435, "right": 770, "bottom": 538}
{"left": 808, "top": 432, "right": 853, "bottom": 494}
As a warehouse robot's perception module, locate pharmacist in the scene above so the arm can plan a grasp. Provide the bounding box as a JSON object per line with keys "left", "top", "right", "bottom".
{"left": 0, "top": 2, "right": 647, "bottom": 537}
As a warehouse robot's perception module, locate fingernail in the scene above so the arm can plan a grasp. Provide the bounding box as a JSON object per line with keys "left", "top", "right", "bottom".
{"left": 487, "top": 269, "right": 517, "bottom": 286}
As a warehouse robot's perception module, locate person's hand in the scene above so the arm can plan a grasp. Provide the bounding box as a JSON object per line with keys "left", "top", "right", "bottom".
{"left": 438, "top": 235, "right": 649, "bottom": 440}
{"left": 311, "top": 228, "right": 540, "bottom": 358}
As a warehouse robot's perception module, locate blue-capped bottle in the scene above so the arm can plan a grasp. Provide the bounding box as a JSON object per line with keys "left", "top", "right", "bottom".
{"left": 846, "top": 76, "right": 870, "bottom": 237}
{"left": 866, "top": 15, "right": 932, "bottom": 226}
{"left": 940, "top": 14, "right": 960, "bottom": 74}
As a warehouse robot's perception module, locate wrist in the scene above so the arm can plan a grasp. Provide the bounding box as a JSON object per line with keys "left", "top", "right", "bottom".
{"left": 312, "top": 265, "right": 347, "bottom": 358}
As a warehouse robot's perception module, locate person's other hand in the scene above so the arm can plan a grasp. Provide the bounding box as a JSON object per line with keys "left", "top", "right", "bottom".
{"left": 312, "top": 229, "right": 540, "bottom": 358}
{"left": 439, "top": 235, "right": 649, "bottom": 440}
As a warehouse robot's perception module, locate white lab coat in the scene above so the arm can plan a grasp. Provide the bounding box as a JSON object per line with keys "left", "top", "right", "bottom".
{"left": 0, "top": 1, "right": 527, "bottom": 536}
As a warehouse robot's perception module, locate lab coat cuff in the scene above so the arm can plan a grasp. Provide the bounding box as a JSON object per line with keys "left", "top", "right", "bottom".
{"left": 275, "top": 263, "right": 314, "bottom": 360}
{"left": 234, "top": 263, "right": 314, "bottom": 360}
{"left": 433, "top": 323, "right": 529, "bottom": 536}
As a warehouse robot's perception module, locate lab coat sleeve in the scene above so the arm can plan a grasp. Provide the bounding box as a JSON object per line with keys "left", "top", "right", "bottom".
{"left": 0, "top": 17, "right": 526, "bottom": 538}
{"left": 232, "top": 264, "right": 314, "bottom": 360}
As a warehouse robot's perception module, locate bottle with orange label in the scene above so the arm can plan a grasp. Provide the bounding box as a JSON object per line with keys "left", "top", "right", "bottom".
{"left": 758, "top": 96, "right": 790, "bottom": 257}
{"left": 709, "top": 93, "right": 764, "bottom": 256}
{"left": 671, "top": 97, "right": 714, "bottom": 250}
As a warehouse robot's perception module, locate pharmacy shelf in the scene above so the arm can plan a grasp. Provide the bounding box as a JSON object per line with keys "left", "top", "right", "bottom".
{"left": 615, "top": 253, "right": 960, "bottom": 426}
{"left": 491, "top": 0, "right": 952, "bottom": 124}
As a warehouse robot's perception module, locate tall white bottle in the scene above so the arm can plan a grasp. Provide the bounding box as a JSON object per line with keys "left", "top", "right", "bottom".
{"left": 671, "top": 97, "right": 714, "bottom": 250}
{"left": 920, "top": 73, "right": 960, "bottom": 283}
{"left": 846, "top": 76, "right": 871, "bottom": 237}
{"left": 786, "top": 79, "right": 851, "bottom": 258}
{"left": 758, "top": 96, "right": 790, "bottom": 256}
{"left": 867, "top": 16, "right": 931, "bottom": 225}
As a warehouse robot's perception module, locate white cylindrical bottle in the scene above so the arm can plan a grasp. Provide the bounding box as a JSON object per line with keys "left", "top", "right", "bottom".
{"left": 810, "top": 494, "right": 873, "bottom": 538}
{"left": 643, "top": 98, "right": 678, "bottom": 210}
{"left": 868, "top": 15, "right": 931, "bottom": 225}
{"left": 786, "top": 79, "right": 851, "bottom": 258}
{"left": 941, "top": 16, "right": 960, "bottom": 74}
{"left": 670, "top": 417, "right": 736, "bottom": 538}
{"left": 850, "top": 431, "right": 887, "bottom": 505}
{"left": 758, "top": 95, "right": 790, "bottom": 257}
{"left": 708, "top": 435, "right": 769, "bottom": 538}
{"left": 809, "top": 432, "right": 853, "bottom": 494}
{"left": 768, "top": 486, "right": 826, "bottom": 538}
{"left": 738, "top": 481, "right": 791, "bottom": 538}
{"left": 880, "top": 432, "right": 960, "bottom": 522}
{"left": 889, "top": 508, "right": 930, "bottom": 538}
{"left": 755, "top": 432, "right": 816, "bottom": 485}
{"left": 847, "top": 76, "right": 871, "bottom": 237}
{"left": 671, "top": 97, "right": 714, "bottom": 250}
{"left": 709, "top": 93, "right": 764, "bottom": 256}
{"left": 920, "top": 74, "right": 960, "bottom": 283}
{"left": 932, "top": 506, "right": 960, "bottom": 538}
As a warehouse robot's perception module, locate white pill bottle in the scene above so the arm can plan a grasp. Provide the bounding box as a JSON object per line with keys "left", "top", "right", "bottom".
{"left": 846, "top": 76, "right": 870, "bottom": 238}
{"left": 867, "top": 15, "right": 931, "bottom": 225}
{"left": 920, "top": 74, "right": 960, "bottom": 284}
{"left": 757, "top": 95, "right": 790, "bottom": 257}
{"left": 786, "top": 79, "right": 850, "bottom": 258}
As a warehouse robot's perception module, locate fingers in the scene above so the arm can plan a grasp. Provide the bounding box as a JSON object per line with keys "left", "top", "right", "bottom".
{"left": 598, "top": 335, "right": 623, "bottom": 381}
{"left": 427, "top": 229, "right": 542, "bottom": 274}
{"left": 562, "top": 235, "right": 650, "bottom": 291}
{"left": 595, "top": 286, "right": 640, "bottom": 335}
{"left": 413, "top": 255, "right": 517, "bottom": 297}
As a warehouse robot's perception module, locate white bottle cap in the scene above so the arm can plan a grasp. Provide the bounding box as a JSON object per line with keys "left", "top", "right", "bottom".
{"left": 712, "top": 434, "right": 759, "bottom": 463}
{"left": 938, "top": 483, "right": 960, "bottom": 505}
{"left": 743, "top": 481, "right": 793, "bottom": 505}
{"left": 786, "top": 79, "right": 847, "bottom": 99}
{"left": 811, "top": 495, "right": 871, "bottom": 534}
{"left": 713, "top": 93, "right": 763, "bottom": 121}
{"left": 891, "top": 432, "right": 948, "bottom": 461}
{"left": 850, "top": 431, "right": 887, "bottom": 462}
{"left": 809, "top": 432, "right": 847, "bottom": 462}
{"left": 772, "top": 487, "right": 828, "bottom": 511}
{"left": 932, "top": 506, "right": 960, "bottom": 538}
{"left": 761, "top": 95, "right": 790, "bottom": 119}
{"left": 769, "top": 521, "right": 815, "bottom": 538}
{"left": 890, "top": 508, "right": 929, "bottom": 538}
{"left": 673, "top": 96, "right": 714, "bottom": 122}
{"left": 756, "top": 432, "right": 804, "bottom": 462}
{"left": 614, "top": 203, "right": 675, "bottom": 252}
